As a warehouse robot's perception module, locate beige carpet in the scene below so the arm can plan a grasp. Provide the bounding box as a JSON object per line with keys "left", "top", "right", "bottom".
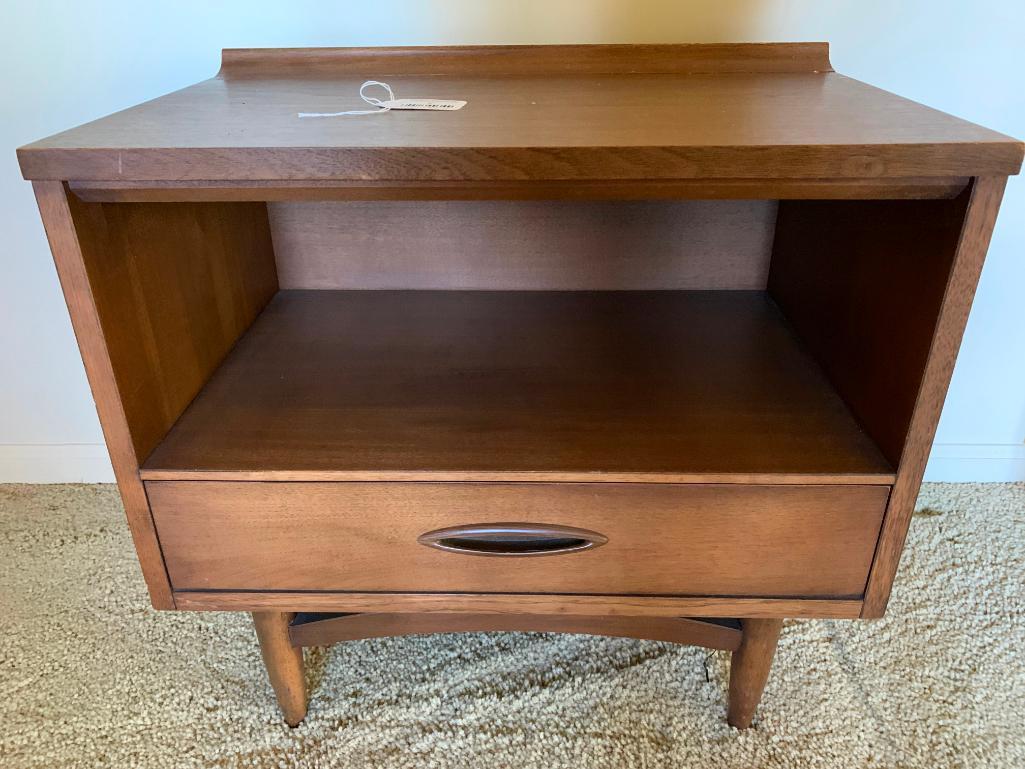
{"left": 1, "top": 483, "right": 1023, "bottom": 768}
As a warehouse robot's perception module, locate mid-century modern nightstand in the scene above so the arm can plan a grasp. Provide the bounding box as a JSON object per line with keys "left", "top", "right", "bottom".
{"left": 19, "top": 43, "right": 1022, "bottom": 728}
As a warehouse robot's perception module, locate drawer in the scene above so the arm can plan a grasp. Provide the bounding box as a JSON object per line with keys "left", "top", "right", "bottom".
{"left": 147, "top": 481, "right": 888, "bottom": 597}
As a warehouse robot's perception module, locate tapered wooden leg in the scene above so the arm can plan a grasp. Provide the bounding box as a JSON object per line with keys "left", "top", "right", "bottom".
{"left": 727, "top": 618, "right": 783, "bottom": 728}
{"left": 252, "top": 611, "right": 307, "bottom": 727}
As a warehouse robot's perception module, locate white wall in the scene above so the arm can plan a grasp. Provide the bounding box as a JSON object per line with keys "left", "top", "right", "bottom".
{"left": 2, "top": 0, "right": 1023, "bottom": 482}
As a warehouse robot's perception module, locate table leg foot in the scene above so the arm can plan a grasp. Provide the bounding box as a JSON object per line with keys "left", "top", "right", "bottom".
{"left": 727, "top": 618, "right": 783, "bottom": 728}
{"left": 252, "top": 611, "right": 307, "bottom": 727}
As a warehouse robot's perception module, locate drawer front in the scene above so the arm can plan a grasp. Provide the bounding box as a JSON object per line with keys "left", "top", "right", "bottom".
{"left": 147, "top": 482, "right": 888, "bottom": 597}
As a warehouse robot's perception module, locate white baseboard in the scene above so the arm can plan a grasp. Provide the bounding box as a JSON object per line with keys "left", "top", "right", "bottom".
{"left": 0, "top": 444, "right": 115, "bottom": 483}
{"left": 0, "top": 442, "right": 1022, "bottom": 484}
{"left": 925, "top": 443, "right": 1025, "bottom": 482}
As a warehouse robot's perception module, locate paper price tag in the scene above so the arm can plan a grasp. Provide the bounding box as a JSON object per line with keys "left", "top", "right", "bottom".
{"left": 298, "top": 81, "right": 467, "bottom": 118}
{"left": 380, "top": 99, "right": 467, "bottom": 111}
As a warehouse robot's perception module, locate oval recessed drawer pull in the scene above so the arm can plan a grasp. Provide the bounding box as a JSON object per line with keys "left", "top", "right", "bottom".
{"left": 417, "top": 523, "right": 608, "bottom": 557}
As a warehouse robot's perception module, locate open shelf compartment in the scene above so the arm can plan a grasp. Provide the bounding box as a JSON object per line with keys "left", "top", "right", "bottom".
{"left": 140, "top": 288, "right": 893, "bottom": 483}
{"left": 60, "top": 190, "right": 975, "bottom": 490}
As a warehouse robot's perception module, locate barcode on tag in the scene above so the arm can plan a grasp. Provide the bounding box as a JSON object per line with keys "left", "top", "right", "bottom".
{"left": 381, "top": 99, "right": 467, "bottom": 111}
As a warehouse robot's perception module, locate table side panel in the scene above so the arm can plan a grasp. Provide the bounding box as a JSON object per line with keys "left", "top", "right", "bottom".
{"left": 767, "top": 178, "right": 1009, "bottom": 617}
{"left": 32, "top": 182, "right": 174, "bottom": 608}
{"left": 861, "top": 176, "right": 1008, "bottom": 616}
{"left": 65, "top": 197, "right": 279, "bottom": 463}
{"left": 769, "top": 188, "right": 972, "bottom": 467}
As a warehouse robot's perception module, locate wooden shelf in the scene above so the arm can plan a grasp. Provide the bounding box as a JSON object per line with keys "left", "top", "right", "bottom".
{"left": 141, "top": 290, "right": 894, "bottom": 484}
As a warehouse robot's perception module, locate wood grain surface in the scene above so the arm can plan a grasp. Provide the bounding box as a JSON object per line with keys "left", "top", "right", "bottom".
{"left": 220, "top": 43, "right": 835, "bottom": 76}
{"left": 288, "top": 613, "right": 743, "bottom": 651}
{"left": 252, "top": 612, "right": 306, "bottom": 727}
{"left": 141, "top": 290, "right": 894, "bottom": 482}
{"left": 269, "top": 200, "right": 776, "bottom": 290}
{"left": 146, "top": 481, "right": 888, "bottom": 597}
{"left": 64, "top": 198, "right": 278, "bottom": 464}
{"left": 174, "top": 591, "right": 865, "bottom": 619}
{"left": 769, "top": 191, "right": 972, "bottom": 467}
{"left": 18, "top": 46, "right": 1022, "bottom": 182}
{"left": 765, "top": 178, "right": 1009, "bottom": 617}
{"left": 31, "top": 182, "right": 175, "bottom": 608}
{"left": 727, "top": 618, "right": 783, "bottom": 728}
{"left": 68, "top": 177, "right": 972, "bottom": 204}
{"left": 860, "top": 176, "right": 1008, "bottom": 616}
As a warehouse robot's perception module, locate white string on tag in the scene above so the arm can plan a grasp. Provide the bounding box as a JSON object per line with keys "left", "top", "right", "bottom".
{"left": 298, "top": 81, "right": 396, "bottom": 118}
